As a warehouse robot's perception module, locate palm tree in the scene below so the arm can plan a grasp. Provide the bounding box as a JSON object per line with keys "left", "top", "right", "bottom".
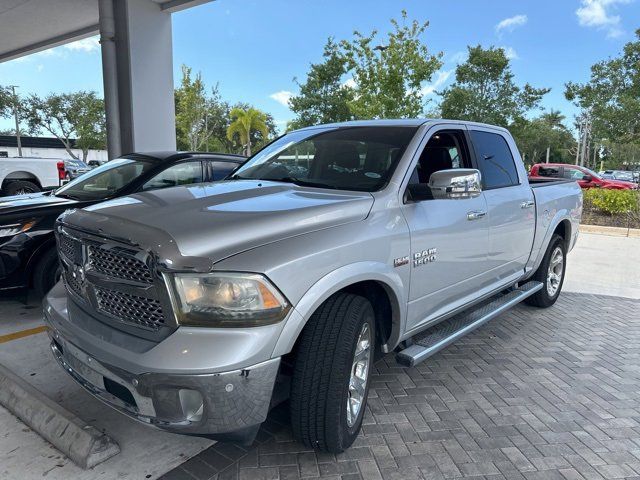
{"left": 226, "top": 107, "right": 269, "bottom": 156}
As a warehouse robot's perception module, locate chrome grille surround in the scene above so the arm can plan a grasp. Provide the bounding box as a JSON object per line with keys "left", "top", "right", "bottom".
{"left": 94, "top": 286, "right": 165, "bottom": 330}
{"left": 59, "top": 233, "right": 81, "bottom": 264}
{"left": 55, "top": 225, "right": 175, "bottom": 338}
{"left": 88, "top": 245, "right": 154, "bottom": 284}
{"left": 64, "top": 269, "right": 84, "bottom": 297}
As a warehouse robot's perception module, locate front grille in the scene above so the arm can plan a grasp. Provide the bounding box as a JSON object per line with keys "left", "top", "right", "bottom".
{"left": 88, "top": 245, "right": 154, "bottom": 284}
{"left": 64, "top": 270, "right": 83, "bottom": 297}
{"left": 59, "top": 234, "right": 81, "bottom": 263}
{"left": 57, "top": 228, "right": 171, "bottom": 336}
{"left": 94, "top": 286, "right": 165, "bottom": 330}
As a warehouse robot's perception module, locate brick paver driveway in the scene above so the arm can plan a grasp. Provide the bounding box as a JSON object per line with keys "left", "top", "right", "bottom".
{"left": 161, "top": 292, "right": 640, "bottom": 480}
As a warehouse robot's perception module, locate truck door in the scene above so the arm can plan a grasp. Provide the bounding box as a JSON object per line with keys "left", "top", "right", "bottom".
{"left": 468, "top": 128, "right": 535, "bottom": 284}
{"left": 401, "top": 127, "right": 490, "bottom": 333}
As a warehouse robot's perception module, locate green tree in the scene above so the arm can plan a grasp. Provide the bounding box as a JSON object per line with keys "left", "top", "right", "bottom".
{"left": 230, "top": 102, "right": 278, "bottom": 152}
{"left": 289, "top": 39, "right": 354, "bottom": 129}
{"left": 0, "top": 85, "right": 12, "bottom": 118}
{"left": 599, "top": 141, "right": 640, "bottom": 170}
{"left": 341, "top": 10, "right": 442, "bottom": 119}
{"left": 439, "top": 45, "right": 549, "bottom": 127}
{"left": 226, "top": 107, "right": 270, "bottom": 156}
{"left": 174, "top": 65, "right": 215, "bottom": 151}
{"left": 510, "top": 110, "right": 576, "bottom": 165}
{"left": 23, "top": 92, "right": 105, "bottom": 161}
{"left": 565, "top": 29, "right": 640, "bottom": 145}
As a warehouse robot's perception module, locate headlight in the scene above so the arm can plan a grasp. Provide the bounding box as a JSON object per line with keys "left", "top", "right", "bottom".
{"left": 0, "top": 219, "right": 36, "bottom": 238}
{"left": 168, "top": 272, "right": 290, "bottom": 327}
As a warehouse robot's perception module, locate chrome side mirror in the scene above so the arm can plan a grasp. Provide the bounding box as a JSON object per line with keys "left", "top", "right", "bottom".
{"left": 429, "top": 169, "right": 482, "bottom": 200}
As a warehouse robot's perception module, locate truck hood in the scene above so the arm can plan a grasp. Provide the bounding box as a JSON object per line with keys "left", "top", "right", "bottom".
{"left": 61, "top": 180, "right": 374, "bottom": 270}
{"left": 0, "top": 191, "right": 78, "bottom": 214}
{"left": 603, "top": 179, "right": 636, "bottom": 188}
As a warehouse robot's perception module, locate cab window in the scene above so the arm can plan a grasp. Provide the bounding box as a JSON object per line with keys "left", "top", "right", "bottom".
{"left": 563, "top": 168, "right": 586, "bottom": 180}
{"left": 408, "top": 130, "right": 470, "bottom": 187}
{"left": 142, "top": 162, "right": 203, "bottom": 191}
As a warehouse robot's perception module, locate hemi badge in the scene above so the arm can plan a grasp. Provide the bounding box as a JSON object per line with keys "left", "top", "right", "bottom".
{"left": 394, "top": 256, "right": 409, "bottom": 267}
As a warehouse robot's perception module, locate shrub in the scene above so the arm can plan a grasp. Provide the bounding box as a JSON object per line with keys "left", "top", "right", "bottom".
{"left": 583, "top": 188, "right": 640, "bottom": 215}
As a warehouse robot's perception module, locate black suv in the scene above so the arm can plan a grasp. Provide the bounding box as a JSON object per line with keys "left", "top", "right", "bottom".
{"left": 0, "top": 151, "right": 245, "bottom": 295}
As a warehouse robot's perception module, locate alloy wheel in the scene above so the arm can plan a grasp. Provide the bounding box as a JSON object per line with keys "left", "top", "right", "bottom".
{"left": 346, "top": 322, "right": 371, "bottom": 428}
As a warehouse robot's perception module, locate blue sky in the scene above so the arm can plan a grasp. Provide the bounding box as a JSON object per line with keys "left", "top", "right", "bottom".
{"left": 1, "top": 0, "right": 639, "bottom": 133}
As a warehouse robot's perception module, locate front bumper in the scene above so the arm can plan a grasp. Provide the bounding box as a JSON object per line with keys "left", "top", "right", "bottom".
{"left": 44, "top": 284, "right": 281, "bottom": 436}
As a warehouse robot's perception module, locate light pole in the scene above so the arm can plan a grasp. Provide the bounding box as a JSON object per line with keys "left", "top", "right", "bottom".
{"left": 9, "top": 85, "right": 22, "bottom": 157}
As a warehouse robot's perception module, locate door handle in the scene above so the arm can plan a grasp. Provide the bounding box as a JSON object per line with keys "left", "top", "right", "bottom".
{"left": 467, "top": 210, "right": 487, "bottom": 221}
{"left": 520, "top": 200, "right": 535, "bottom": 209}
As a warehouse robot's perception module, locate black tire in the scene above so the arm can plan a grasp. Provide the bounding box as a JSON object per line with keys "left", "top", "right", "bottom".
{"left": 3, "top": 180, "right": 41, "bottom": 196}
{"left": 524, "top": 234, "right": 566, "bottom": 308}
{"left": 290, "top": 292, "right": 375, "bottom": 453}
{"left": 33, "top": 248, "right": 62, "bottom": 297}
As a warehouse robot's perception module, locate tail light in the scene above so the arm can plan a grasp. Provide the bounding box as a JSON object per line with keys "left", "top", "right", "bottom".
{"left": 57, "top": 161, "right": 65, "bottom": 180}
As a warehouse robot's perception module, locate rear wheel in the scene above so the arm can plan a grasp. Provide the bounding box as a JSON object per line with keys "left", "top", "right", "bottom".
{"left": 33, "top": 248, "right": 62, "bottom": 297}
{"left": 290, "top": 292, "right": 375, "bottom": 453}
{"left": 525, "top": 234, "right": 566, "bottom": 308}
{"left": 3, "top": 180, "right": 40, "bottom": 196}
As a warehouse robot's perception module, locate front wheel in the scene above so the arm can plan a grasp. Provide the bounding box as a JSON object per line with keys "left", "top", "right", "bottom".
{"left": 525, "top": 234, "right": 566, "bottom": 308}
{"left": 3, "top": 180, "right": 40, "bottom": 196}
{"left": 33, "top": 248, "right": 62, "bottom": 297}
{"left": 290, "top": 292, "right": 375, "bottom": 453}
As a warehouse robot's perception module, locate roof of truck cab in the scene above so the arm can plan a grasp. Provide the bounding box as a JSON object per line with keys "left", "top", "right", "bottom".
{"left": 294, "top": 119, "right": 510, "bottom": 132}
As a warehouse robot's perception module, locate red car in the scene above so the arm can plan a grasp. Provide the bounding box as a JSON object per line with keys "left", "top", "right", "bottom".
{"left": 529, "top": 163, "right": 638, "bottom": 190}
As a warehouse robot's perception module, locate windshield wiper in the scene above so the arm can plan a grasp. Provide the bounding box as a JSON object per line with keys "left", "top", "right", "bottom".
{"left": 267, "top": 177, "right": 337, "bottom": 189}
{"left": 54, "top": 192, "right": 81, "bottom": 200}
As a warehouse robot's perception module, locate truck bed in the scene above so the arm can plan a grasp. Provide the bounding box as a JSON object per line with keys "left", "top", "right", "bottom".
{"left": 528, "top": 179, "right": 582, "bottom": 272}
{"left": 529, "top": 177, "right": 574, "bottom": 187}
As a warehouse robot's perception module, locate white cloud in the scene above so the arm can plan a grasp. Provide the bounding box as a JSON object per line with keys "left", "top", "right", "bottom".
{"left": 420, "top": 70, "right": 453, "bottom": 96}
{"left": 447, "top": 51, "right": 468, "bottom": 65}
{"left": 269, "top": 90, "right": 294, "bottom": 107}
{"left": 502, "top": 46, "right": 519, "bottom": 60}
{"left": 576, "top": 0, "right": 632, "bottom": 37}
{"left": 36, "top": 64, "right": 44, "bottom": 72}
{"left": 63, "top": 37, "right": 100, "bottom": 53}
{"left": 495, "top": 14, "right": 528, "bottom": 35}
{"left": 343, "top": 77, "right": 357, "bottom": 89}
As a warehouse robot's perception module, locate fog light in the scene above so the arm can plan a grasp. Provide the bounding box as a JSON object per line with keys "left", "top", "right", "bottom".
{"left": 178, "top": 389, "right": 204, "bottom": 422}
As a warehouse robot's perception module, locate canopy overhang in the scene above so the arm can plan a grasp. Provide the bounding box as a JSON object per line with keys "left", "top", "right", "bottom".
{"left": 0, "top": 0, "right": 211, "bottom": 62}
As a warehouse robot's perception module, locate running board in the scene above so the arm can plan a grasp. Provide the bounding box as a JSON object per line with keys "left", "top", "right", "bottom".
{"left": 396, "top": 281, "right": 543, "bottom": 368}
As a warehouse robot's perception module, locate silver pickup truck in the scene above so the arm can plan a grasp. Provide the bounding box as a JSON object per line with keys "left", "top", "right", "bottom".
{"left": 44, "top": 119, "right": 582, "bottom": 452}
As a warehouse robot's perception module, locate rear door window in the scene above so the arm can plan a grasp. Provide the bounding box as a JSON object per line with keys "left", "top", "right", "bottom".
{"left": 211, "top": 161, "right": 240, "bottom": 181}
{"left": 470, "top": 131, "right": 519, "bottom": 189}
{"left": 537, "top": 166, "right": 561, "bottom": 178}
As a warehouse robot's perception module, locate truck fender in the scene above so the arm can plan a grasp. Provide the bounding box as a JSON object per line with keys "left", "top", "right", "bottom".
{"left": 527, "top": 212, "right": 573, "bottom": 275}
{"left": 1, "top": 169, "right": 41, "bottom": 187}
{"left": 271, "top": 261, "right": 406, "bottom": 357}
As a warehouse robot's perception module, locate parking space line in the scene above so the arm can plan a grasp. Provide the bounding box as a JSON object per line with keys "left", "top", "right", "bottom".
{"left": 0, "top": 326, "right": 48, "bottom": 344}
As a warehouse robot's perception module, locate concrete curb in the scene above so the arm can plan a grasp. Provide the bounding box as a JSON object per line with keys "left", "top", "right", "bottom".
{"left": 0, "top": 363, "right": 120, "bottom": 469}
{"left": 581, "top": 223, "right": 640, "bottom": 237}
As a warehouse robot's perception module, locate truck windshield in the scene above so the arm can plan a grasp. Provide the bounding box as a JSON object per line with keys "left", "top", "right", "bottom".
{"left": 56, "top": 158, "right": 155, "bottom": 200}
{"left": 231, "top": 126, "right": 419, "bottom": 192}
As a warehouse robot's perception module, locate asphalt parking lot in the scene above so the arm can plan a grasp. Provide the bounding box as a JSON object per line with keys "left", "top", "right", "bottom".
{"left": 1, "top": 231, "right": 640, "bottom": 480}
